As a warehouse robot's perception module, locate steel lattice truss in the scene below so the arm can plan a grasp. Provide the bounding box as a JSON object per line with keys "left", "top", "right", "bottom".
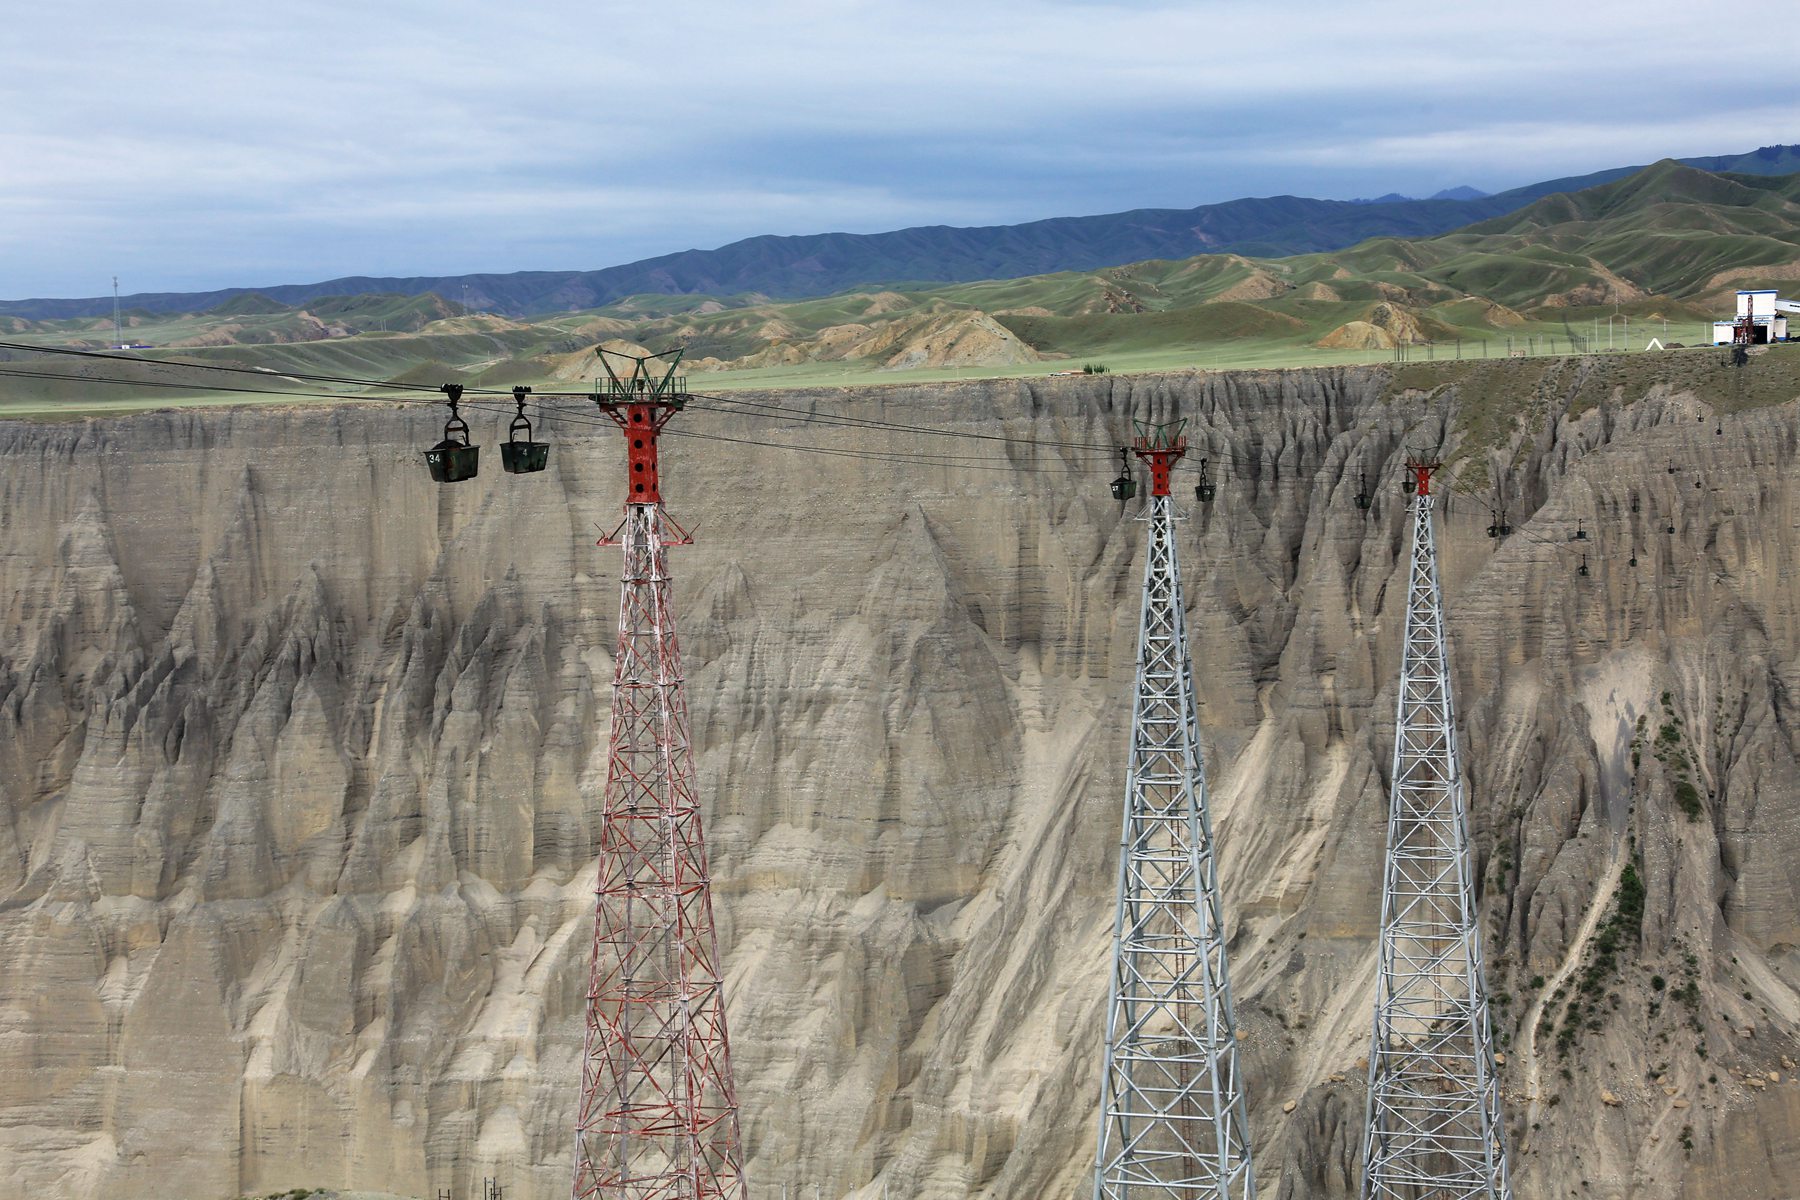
{"left": 1362, "top": 487, "right": 1511, "bottom": 1200}
{"left": 1095, "top": 491, "right": 1255, "bottom": 1200}
{"left": 573, "top": 501, "right": 746, "bottom": 1200}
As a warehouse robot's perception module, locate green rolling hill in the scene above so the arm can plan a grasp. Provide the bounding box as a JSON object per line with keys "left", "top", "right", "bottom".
{"left": 3, "top": 159, "right": 1797, "bottom": 415}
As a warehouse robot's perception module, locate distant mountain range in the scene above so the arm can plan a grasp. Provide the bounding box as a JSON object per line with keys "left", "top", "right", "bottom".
{"left": 1351, "top": 185, "right": 1492, "bottom": 204}
{"left": 6, "top": 145, "right": 1799, "bottom": 322}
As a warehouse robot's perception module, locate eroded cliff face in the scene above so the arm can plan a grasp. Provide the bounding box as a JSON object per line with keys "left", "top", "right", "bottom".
{"left": 3, "top": 357, "right": 1800, "bottom": 1200}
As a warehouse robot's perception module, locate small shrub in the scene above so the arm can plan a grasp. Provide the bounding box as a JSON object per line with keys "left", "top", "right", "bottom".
{"left": 1674, "top": 780, "right": 1703, "bottom": 820}
{"left": 1617, "top": 864, "right": 1645, "bottom": 926}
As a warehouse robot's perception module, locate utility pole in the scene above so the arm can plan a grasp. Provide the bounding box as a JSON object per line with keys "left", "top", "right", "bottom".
{"left": 1094, "top": 419, "right": 1254, "bottom": 1200}
{"left": 571, "top": 348, "right": 747, "bottom": 1200}
{"left": 1362, "top": 461, "right": 1511, "bottom": 1200}
{"left": 112, "top": 276, "right": 123, "bottom": 349}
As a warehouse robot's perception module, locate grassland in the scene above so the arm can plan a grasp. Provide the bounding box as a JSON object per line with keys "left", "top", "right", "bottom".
{"left": 2, "top": 161, "right": 1795, "bottom": 418}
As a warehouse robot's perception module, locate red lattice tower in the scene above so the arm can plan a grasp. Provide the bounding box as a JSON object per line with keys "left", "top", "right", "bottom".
{"left": 572, "top": 349, "right": 746, "bottom": 1200}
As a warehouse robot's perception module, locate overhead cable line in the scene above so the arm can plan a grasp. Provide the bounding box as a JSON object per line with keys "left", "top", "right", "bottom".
{"left": 0, "top": 367, "right": 407, "bottom": 405}
{"left": 492, "top": 399, "right": 1105, "bottom": 475}
{"left": 0, "top": 342, "right": 1536, "bottom": 483}
{"left": 0, "top": 342, "right": 1693, "bottom": 567}
{"left": 681, "top": 390, "right": 1120, "bottom": 453}
{"left": 0, "top": 360, "right": 1102, "bottom": 474}
{"left": 0, "top": 339, "right": 454, "bottom": 395}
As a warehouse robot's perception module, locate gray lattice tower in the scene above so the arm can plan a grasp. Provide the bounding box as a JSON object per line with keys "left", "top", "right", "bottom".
{"left": 1094, "top": 422, "right": 1254, "bottom": 1200}
{"left": 1362, "top": 462, "right": 1510, "bottom": 1200}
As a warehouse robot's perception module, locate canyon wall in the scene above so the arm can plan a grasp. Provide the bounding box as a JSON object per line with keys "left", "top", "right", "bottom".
{"left": 2, "top": 354, "right": 1800, "bottom": 1199}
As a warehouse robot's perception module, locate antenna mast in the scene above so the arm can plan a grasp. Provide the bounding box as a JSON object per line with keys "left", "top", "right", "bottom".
{"left": 571, "top": 348, "right": 747, "bottom": 1200}
{"left": 112, "top": 276, "right": 123, "bottom": 349}
{"left": 1094, "top": 419, "right": 1255, "bottom": 1200}
{"left": 1362, "top": 460, "right": 1511, "bottom": 1200}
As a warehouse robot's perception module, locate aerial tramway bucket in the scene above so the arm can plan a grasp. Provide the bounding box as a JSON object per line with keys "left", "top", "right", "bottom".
{"left": 425, "top": 384, "right": 480, "bottom": 483}
{"left": 501, "top": 386, "right": 550, "bottom": 474}
{"left": 1110, "top": 448, "right": 1137, "bottom": 501}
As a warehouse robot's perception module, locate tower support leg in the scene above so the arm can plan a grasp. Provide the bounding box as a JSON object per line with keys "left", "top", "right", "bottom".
{"left": 1094, "top": 488, "right": 1255, "bottom": 1200}
{"left": 573, "top": 502, "right": 746, "bottom": 1200}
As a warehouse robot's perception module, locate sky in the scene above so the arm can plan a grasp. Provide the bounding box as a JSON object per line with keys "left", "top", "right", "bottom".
{"left": 2, "top": 0, "right": 1790, "bottom": 299}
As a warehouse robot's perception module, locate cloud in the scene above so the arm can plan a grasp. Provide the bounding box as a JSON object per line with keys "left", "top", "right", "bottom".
{"left": 0, "top": 0, "right": 1788, "bottom": 296}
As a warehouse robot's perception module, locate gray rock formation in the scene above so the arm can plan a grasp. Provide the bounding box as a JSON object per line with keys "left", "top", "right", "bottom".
{"left": 2, "top": 355, "right": 1799, "bottom": 1199}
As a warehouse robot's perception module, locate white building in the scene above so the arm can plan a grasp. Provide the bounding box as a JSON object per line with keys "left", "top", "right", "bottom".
{"left": 1712, "top": 289, "right": 1796, "bottom": 344}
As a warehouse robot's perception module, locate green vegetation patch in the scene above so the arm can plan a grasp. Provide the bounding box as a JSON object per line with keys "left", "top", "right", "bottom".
{"left": 1555, "top": 861, "right": 1646, "bottom": 1057}
{"left": 1645, "top": 691, "right": 1708, "bottom": 822}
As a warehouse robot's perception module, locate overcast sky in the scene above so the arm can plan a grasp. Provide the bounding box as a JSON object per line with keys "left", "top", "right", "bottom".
{"left": 2, "top": 0, "right": 1789, "bottom": 299}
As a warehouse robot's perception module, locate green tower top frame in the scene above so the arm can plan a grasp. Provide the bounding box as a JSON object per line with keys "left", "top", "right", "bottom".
{"left": 594, "top": 346, "right": 689, "bottom": 405}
